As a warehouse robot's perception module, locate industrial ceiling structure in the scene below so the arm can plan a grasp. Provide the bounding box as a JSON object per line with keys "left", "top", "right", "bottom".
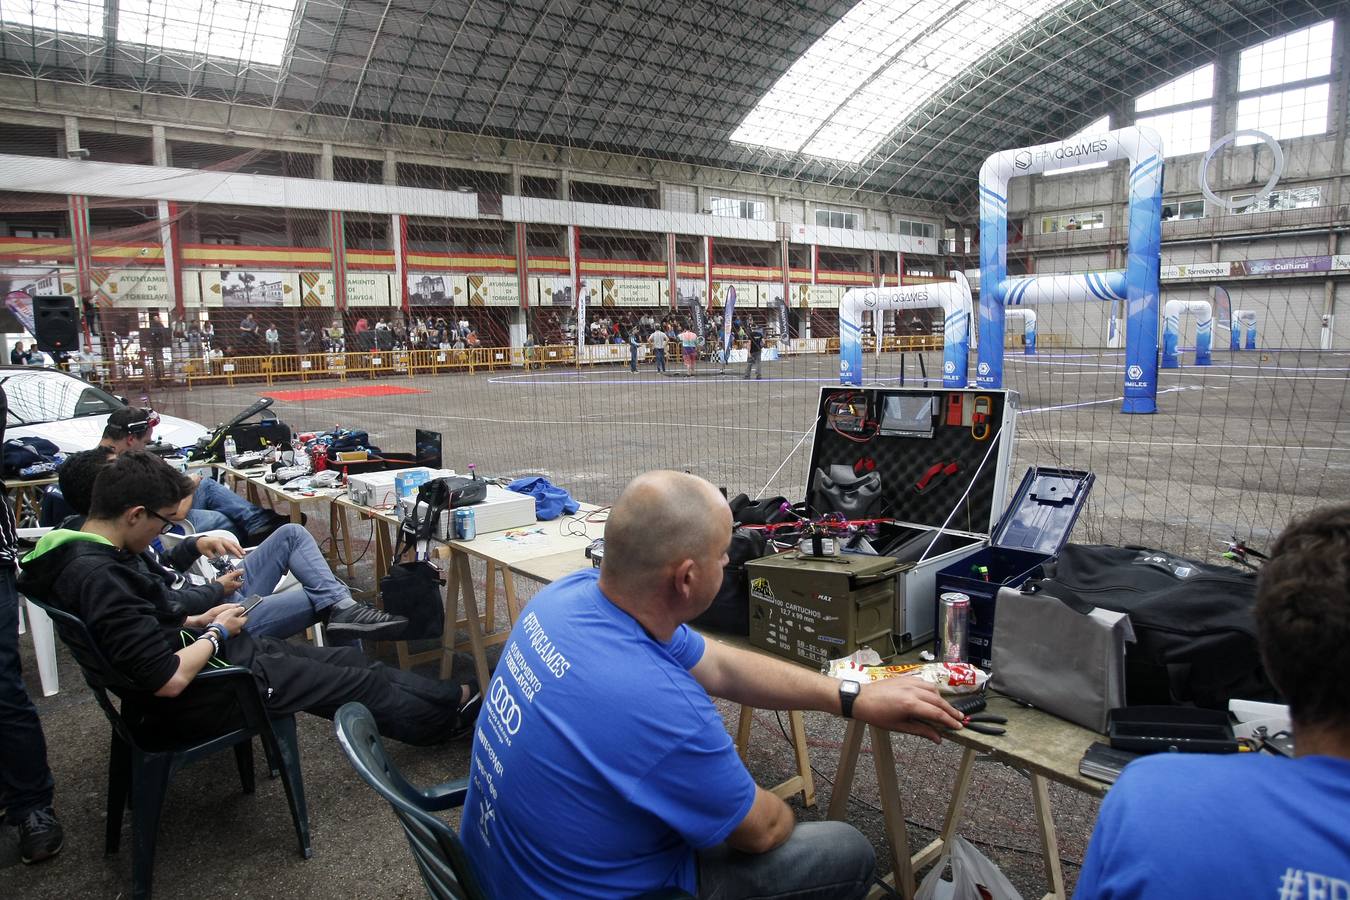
{"left": 0, "top": 0, "right": 1342, "bottom": 208}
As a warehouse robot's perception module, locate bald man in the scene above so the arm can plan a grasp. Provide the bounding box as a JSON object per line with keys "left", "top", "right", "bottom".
{"left": 461, "top": 470, "right": 963, "bottom": 899}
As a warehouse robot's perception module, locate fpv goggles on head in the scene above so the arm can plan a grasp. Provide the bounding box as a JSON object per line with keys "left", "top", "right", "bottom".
{"left": 117, "top": 408, "right": 161, "bottom": 437}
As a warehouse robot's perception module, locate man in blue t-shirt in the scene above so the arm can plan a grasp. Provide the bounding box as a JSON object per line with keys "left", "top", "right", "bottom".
{"left": 1075, "top": 503, "right": 1350, "bottom": 898}
{"left": 462, "top": 470, "right": 964, "bottom": 899}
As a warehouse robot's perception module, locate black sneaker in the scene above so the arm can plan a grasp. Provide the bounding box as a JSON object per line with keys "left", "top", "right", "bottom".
{"left": 17, "top": 807, "right": 62, "bottom": 864}
{"left": 451, "top": 685, "right": 483, "bottom": 739}
{"left": 325, "top": 602, "right": 409, "bottom": 640}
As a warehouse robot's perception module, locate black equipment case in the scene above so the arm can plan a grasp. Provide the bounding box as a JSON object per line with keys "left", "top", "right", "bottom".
{"left": 804, "top": 386, "right": 1020, "bottom": 649}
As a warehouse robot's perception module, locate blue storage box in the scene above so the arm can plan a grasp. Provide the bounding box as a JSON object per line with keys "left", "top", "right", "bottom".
{"left": 934, "top": 466, "right": 1094, "bottom": 668}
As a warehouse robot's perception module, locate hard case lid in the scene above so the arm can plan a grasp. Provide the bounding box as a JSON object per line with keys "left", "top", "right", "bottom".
{"left": 990, "top": 466, "right": 1094, "bottom": 555}
{"left": 748, "top": 550, "right": 903, "bottom": 580}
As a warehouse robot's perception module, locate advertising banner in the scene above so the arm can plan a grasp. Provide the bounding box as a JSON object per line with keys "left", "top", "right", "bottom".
{"left": 407, "top": 272, "right": 468, "bottom": 306}
{"left": 1239, "top": 256, "right": 1332, "bottom": 276}
{"left": 347, "top": 273, "right": 392, "bottom": 307}
{"left": 467, "top": 274, "right": 520, "bottom": 306}
{"left": 600, "top": 278, "right": 661, "bottom": 307}
{"left": 90, "top": 268, "right": 173, "bottom": 308}
{"left": 808, "top": 284, "right": 842, "bottom": 308}
{"left": 208, "top": 270, "right": 298, "bottom": 307}
{"left": 712, "top": 281, "right": 762, "bottom": 308}
{"left": 1160, "top": 261, "right": 1234, "bottom": 280}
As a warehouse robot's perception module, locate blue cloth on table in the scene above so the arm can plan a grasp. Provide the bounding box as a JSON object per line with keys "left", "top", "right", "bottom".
{"left": 507, "top": 476, "right": 579, "bottom": 521}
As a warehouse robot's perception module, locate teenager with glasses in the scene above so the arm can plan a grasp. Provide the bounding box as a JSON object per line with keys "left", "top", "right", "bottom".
{"left": 56, "top": 449, "right": 407, "bottom": 643}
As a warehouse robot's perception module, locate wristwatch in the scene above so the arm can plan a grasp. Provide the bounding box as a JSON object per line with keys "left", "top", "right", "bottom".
{"left": 838, "top": 680, "right": 861, "bottom": 719}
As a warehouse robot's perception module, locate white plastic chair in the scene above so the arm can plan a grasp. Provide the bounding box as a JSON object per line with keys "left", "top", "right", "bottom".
{"left": 17, "top": 527, "right": 60, "bottom": 696}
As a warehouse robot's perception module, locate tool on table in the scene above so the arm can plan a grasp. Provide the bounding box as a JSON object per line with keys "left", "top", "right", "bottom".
{"left": 971, "top": 395, "right": 992, "bottom": 441}
{"left": 972, "top": 564, "right": 990, "bottom": 582}
{"left": 961, "top": 713, "right": 1008, "bottom": 735}
{"left": 936, "top": 693, "right": 1007, "bottom": 735}
{"left": 945, "top": 393, "right": 964, "bottom": 427}
{"left": 915, "top": 460, "right": 959, "bottom": 493}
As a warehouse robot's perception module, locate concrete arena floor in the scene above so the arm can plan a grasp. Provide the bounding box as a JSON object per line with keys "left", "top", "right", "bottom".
{"left": 8, "top": 348, "right": 1348, "bottom": 897}
{"left": 160, "top": 347, "right": 1350, "bottom": 559}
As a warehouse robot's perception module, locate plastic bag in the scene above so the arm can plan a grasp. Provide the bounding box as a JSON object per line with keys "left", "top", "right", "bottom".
{"left": 915, "top": 836, "right": 1024, "bottom": 900}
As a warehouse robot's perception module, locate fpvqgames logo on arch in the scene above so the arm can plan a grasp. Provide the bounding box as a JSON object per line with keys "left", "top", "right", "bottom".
{"left": 1013, "top": 151, "right": 1033, "bottom": 170}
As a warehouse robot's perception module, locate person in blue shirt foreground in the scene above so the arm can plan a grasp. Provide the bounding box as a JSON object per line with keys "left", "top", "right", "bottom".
{"left": 1075, "top": 503, "right": 1350, "bottom": 898}
{"left": 461, "top": 469, "right": 964, "bottom": 899}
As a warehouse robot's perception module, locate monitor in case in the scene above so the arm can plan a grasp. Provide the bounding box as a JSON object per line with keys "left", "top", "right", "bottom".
{"left": 878, "top": 394, "right": 936, "bottom": 438}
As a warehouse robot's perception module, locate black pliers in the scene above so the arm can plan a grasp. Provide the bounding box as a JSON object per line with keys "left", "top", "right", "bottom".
{"left": 961, "top": 713, "right": 1007, "bottom": 736}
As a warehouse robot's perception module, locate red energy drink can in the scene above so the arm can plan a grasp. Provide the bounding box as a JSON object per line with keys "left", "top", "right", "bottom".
{"left": 939, "top": 592, "right": 970, "bottom": 664}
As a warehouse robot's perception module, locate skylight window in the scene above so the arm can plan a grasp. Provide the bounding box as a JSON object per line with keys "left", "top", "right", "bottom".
{"left": 1136, "top": 106, "right": 1213, "bottom": 158}
{"left": 117, "top": 0, "right": 297, "bottom": 66}
{"left": 731, "top": 0, "right": 1074, "bottom": 164}
{"left": 1238, "top": 20, "right": 1334, "bottom": 92}
{"left": 1135, "top": 65, "right": 1213, "bottom": 113}
{"left": 1236, "top": 84, "right": 1330, "bottom": 143}
{"left": 2, "top": 0, "right": 104, "bottom": 37}
{"left": 1047, "top": 115, "right": 1111, "bottom": 175}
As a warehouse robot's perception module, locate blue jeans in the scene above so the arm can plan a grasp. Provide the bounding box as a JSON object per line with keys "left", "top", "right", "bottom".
{"left": 186, "top": 508, "right": 234, "bottom": 534}
{"left": 0, "top": 568, "right": 54, "bottom": 820}
{"left": 229, "top": 525, "right": 350, "bottom": 639}
{"left": 697, "top": 821, "right": 874, "bottom": 900}
{"left": 654, "top": 348, "right": 666, "bottom": 372}
{"left": 194, "top": 475, "right": 271, "bottom": 536}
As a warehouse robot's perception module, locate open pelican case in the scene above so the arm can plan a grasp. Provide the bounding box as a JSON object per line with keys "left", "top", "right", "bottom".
{"left": 797, "top": 386, "right": 1021, "bottom": 651}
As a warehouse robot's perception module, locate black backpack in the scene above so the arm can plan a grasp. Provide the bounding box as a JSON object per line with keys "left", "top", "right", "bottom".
{"left": 1024, "top": 544, "right": 1281, "bottom": 709}
{"left": 691, "top": 528, "right": 769, "bottom": 636}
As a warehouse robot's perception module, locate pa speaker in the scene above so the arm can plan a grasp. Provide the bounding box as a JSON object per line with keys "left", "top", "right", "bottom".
{"left": 33, "top": 295, "right": 79, "bottom": 354}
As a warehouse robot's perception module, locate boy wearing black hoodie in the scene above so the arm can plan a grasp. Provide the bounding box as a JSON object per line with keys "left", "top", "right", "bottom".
{"left": 19, "top": 451, "right": 478, "bottom": 746}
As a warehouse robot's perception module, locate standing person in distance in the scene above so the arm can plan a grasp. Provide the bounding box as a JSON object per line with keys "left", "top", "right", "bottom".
{"left": 744, "top": 326, "right": 764, "bottom": 380}
{"left": 649, "top": 324, "right": 668, "bottom": 374}
{"left": 678, "top": 324, "right": 702, "bottom": 377}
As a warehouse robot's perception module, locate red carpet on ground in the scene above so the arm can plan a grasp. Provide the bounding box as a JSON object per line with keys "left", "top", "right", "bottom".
{"left": 260, "top": 385, "right": 430, "bottom": 401}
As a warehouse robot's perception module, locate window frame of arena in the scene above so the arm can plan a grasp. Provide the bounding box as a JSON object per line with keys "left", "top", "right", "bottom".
{"left": 896, "top": 218, "right": 937, "bottom": 239}
{"left": 708, "top": 196, "right": 768, "bottom": 221}
{"left": 1231, "top": 185, "right": 1323, "bottom": 214}
{"left": 9, "top": 226, "right": 58, "bottom": 239}
{"left": 1040, "top": 211, "right": 1106, "bottom": 234}
{"left": 1132, "top": 65, "right": 1215, "bottom": 159}
{"left": 1233, "top": 20, "right": 1335, "bottom": 146}
{"left": 815, "top": 206, "right": 860, "bottom": 230}
{"left": 1162, "top": 200, "right": 1206, "bottom": 221}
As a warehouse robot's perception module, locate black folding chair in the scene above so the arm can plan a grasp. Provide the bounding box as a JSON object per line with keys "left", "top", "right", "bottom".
{"left": 334, "top": 702, "right": 691, "bottom": 900}
{"left": 26, "top": 597, "right": 310, "bottom": 900}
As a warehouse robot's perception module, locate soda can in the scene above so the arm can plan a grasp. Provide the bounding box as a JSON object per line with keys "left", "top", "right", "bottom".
{"left": 939, "top": 592, "right": 970, "bottom": 664}
{"left": 454, "top": 507, "right": 476, "bottom": 541}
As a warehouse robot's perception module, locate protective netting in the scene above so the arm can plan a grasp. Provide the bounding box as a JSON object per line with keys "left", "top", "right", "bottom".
{"left": 0, "top": 14, "right": 1346, "bottom": 569}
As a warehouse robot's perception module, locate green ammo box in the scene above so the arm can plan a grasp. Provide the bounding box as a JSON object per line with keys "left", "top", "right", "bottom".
{"left": 746, "top": 552, "right": 903, "bottom": 669}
